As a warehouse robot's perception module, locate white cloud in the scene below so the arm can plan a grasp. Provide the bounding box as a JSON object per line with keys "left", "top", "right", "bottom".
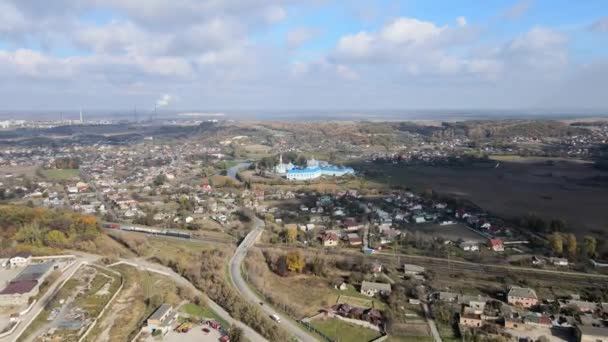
{"left": 457, "top": 16, "right": 467, "bottom": 27}
{"left": 502, "top": 0, "right": 533, "bottom": 21}
{"left": 0, "top": 2, "right": 27, "bottom": 34}
{"left": 286, "top": 27, "right": 318, "bottom": 48}
{"left": 336, "top": 32, "right": 375, "bottom": 59}
{"left": 336, "top": 64, "right": 359, "bottom": 80}
{"left": 380, "top": 18, "right": 444, "bottom": 45}
{"left": 263, "top": 6, "right": 286, "bottom": 23}
{"left": 508, "top": 26, "right": 566, "bottom": 51}
{"left": 156, "top": 93, "right": 173, "bottom": 107}
{"left": 0, "top": 2, "right": 601, "bottom": 110}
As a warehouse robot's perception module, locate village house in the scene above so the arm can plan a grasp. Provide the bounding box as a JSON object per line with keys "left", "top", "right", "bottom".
{"left": 460, "top": 312, "right": 483, "bottom": 328}
{"left": 321, "top": 232, "right": 339, "bottom": 247}
{"left": 403, "top": 264, "right": 425, "bottom": 276}
{"left": 9, "top": 252, "right": 32, "bottom": 267}
{"left": 145, "top": 304, "right": 174, "bottom": 335}
{"left": 343, "top": 218, "right": 362, "bottom": 231}
{"left": 567, "top": 300, "right": 598, "bottom": 313}
{"left": 577, "top": 325, "right": 608, "bottom": 342}
{"left": 488, "top": 239, "right": 504, "bottom": 252}
{"left": 550, "top": 257, "right": 569, "bottom": 266}
{"left": 508, "top": 286, "right": 538, "bottom": 308}
{"left": 360, "top": 281, "right": 391, "bottom": 297}
{"left": 460, "top": 241, "right": 480, "bottom": 252}
{"left": 347, "top": 233, "right": 362, "bottom": 246}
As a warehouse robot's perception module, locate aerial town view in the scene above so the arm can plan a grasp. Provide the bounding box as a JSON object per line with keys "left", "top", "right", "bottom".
{"left": 1, "top": 1, "right": 608, "bottom": 342}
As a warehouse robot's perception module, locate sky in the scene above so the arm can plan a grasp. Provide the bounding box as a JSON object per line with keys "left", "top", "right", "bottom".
{"left": 0, "top": 0, "right": 607, "bottom": 112}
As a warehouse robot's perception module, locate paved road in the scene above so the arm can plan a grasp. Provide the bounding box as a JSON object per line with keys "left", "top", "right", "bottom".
{"left": 227, "top": 162, "right": 251, "bottom": 182}
{"left": 229, "top": 217, "right": 318, "bottom": 342}
{"left": 422, "top": 302, "right": 442, "bottom": 342}
{"left": 111, "top": 257, "right": 268, "bottom": 342}
{"left": 4, "top": 260, "right": 87, "bottom": 342}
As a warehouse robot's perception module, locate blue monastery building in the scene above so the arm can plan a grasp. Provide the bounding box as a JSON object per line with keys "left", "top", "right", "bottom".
{"left": 274, "top": 155, "right": 354, "bottom": 181}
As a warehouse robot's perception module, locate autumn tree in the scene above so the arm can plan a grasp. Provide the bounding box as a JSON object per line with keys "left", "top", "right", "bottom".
{"left": 548, "top": 232, "right": 563, "bottom": 255}
{"left": 285, "top": 226, "right": 298, "bottom": 244}
{"left": 566, "top": 233, "right": 577, "bottom": 260}
{"left": 286, "top": 251, "right": 305, "bottom": 273}
{"left": 45, "top": 230, "right": 67, "bottom": 247}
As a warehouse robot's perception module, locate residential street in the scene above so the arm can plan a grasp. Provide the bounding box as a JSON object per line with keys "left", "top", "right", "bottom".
{"left": 229, "top": 217, "right": 318, "bottom": 342}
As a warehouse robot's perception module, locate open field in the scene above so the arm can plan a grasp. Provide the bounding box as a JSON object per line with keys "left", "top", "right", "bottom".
{"left": 404, "top": 222, "right": 485, "bottom": 242}
{"left": 181, "top": 303, "right": 229, "bottom": 328}
{"left": 336, "top": 295, "right": 372, "bottom": 308}
{"left": 309, "top": 317, "right": 382, "bottom": 342}
{"left": 0, "top": 165, "right": 38, "bottom": 178}
{"left": 357, "top": 159, "right": 608, "bottom": 237}
{"left": 18, "top": 265, "right": 121, "bottom": 342}
{"left": 41, "top": 168, "right": 80, "bottom": 180}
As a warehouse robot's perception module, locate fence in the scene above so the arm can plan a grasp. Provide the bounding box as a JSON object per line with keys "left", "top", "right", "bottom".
{"left": 299, "top": 320, "right": 335, "bottom": 342}
{"left": 0, "top": 321, "right": 20, "bottom": 339}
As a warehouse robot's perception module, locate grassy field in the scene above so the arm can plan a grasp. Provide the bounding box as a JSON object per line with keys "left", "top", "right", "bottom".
{"left": 357, "top": 159, "right": 608, "bottom": 236}
{"left": 436, "top": 321, "right": 460, "bottom": 342}
{"left": 335, "top": 285, "right": 387, "bottom": 310}
{"left": 404, "top": 222, "right": 485, "bottom": 242}
{"left": 181, "top": 303, "right": 229, "bottom": 327}
{"left": 337, "top": 295, "right": 372, "bottom": 308}
{"left": 41, "top": 168, "right": 80, "bottom": 180}
{"left": 309, "top": 317, "right": 382, "bottom": 342}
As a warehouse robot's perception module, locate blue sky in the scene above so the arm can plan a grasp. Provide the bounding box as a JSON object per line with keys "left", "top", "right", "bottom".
{"left": 0, "top": 0, "right": 607, "bottom": 111}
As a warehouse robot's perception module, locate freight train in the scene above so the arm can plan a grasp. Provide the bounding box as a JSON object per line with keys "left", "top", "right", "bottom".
{"left": 102, "top": 223, "right": 192, "bottom": 239}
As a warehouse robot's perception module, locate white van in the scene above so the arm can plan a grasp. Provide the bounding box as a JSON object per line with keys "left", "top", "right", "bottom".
{"left": 270, "top": 314, "right": 281, "bottom": 323}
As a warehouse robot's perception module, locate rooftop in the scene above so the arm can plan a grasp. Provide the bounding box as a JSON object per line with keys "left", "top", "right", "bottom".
{"left": 361, "top": 281, "right": 391, "bottom": 292}
{"left": 0, "top": 280, "right": 38, "bottom": 295}
{"left": 148, "top": 303, "right": 173, "bottom": 323}
{"left": 508, "top": 286, "right": 538, "bottom": 300}
{"left": 13, "top": 262, "right": 53, "bottom": 282}
{"left": 578, "top": 325, "right": 608, "bottom": 337}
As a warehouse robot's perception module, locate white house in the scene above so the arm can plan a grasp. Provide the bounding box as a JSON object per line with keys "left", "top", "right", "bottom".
{"left": 9, "top": 252, "right": 32, "bottom": 267}
{"left": 460, "top": 241, "right": 480, "bottom": 252}
{"left": 360, "top": 281, "right": 391, "bottom": 297}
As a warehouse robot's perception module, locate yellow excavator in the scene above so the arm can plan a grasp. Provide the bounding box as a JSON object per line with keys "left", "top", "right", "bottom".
{"left": 175, "top": 322, "right": 192, "bottom": 333}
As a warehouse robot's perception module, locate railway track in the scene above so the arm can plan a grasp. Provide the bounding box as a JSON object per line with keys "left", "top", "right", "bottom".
{"left": 261, "top": 244, "right": 608, "bottom": 287}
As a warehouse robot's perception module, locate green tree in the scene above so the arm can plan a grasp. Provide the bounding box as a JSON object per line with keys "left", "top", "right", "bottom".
{"left": 583, "top": 235, "right": 598, "bottom": 258}
{"left": 45, "top": 230, "right": 67, "bottom": 247}
{"left": 550, "top": 219, "right": 567, "bottom": 232}
{"left": 310, "top": 256, "right": 326, "bottom": 276}
{"left": 153, "top": 174, "right": 167, "bottom": 186}
{"left": 264, "top": 213, "right": 274, "bottom": 224}
{"left": 228, "top": 325, "right": 244, "bottom": 342}
{"left": 14, "top": 223, "right": 43, "bottom": 246}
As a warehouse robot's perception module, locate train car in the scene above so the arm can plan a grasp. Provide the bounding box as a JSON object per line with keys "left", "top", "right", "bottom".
{"left": 102, "top": 223, "right": 120, "bottom": 229}
{"left": 165, "top": 230, "right": 192, "bottom": 239}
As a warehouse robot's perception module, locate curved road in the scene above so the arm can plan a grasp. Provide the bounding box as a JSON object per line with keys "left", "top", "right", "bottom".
{"left": 109, "top": 257, "right": 269, "bottom": 342}
{"left": 229, "top": 217, "right": 318, "bottom": 342}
